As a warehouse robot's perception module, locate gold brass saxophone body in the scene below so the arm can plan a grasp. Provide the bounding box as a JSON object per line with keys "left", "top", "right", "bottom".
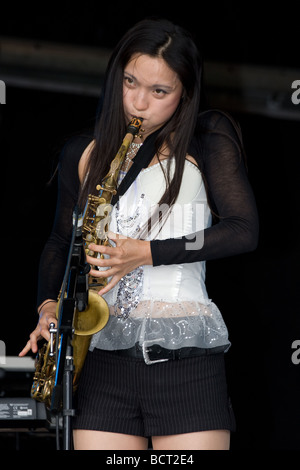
{"left": 31, "top": 117, "right": 143, "bottom": 409}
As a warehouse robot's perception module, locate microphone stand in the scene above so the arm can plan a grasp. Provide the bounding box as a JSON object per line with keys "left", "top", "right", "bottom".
{"left": 50, "top": 206, "right": 90, "bottom": 450}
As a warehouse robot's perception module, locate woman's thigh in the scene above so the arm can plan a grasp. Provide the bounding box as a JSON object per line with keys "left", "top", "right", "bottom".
{"left": 152, "top": 430, "right": 230, "bottom": 450}
{"left": 73, "top": 430, "right": 149, "bottom": 450}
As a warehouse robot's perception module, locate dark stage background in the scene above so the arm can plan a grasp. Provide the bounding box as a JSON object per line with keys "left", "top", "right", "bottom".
{"left": 0, "top": 2, "right": 299, "bottom": 450}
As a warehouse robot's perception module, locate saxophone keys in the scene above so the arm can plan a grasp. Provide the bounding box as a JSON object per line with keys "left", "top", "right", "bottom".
{"left": 96, "top": 184, "right": 117, "bottom": 197}
{"left": 86, "top": 233, "right": 94, "bottom": 242}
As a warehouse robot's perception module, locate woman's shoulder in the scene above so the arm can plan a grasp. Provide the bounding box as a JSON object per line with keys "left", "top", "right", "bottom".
{"left": 78, "top": 138, "right": 95, "bottom": 183}
{"left": 59, "top": 133, "right": 95, "bottom": 183}
{"left": 189, "top": 109, "right": 244, "bottom": 166}
{"left": 59, "top": 133, "right": 94, "bottom": 167}
{"left": 195, "top": 109, "right": 241, "bottom": 136}
{"left": 193, "top": 109, "right": 244, "bottom": 153}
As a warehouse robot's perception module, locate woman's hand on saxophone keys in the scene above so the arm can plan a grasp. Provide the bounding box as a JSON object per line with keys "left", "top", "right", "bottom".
{"left": 19, "top": 301, "right": 58, "bottom": 357}
{"left": 86, "top": 232, "right": 153, "bottom": 296}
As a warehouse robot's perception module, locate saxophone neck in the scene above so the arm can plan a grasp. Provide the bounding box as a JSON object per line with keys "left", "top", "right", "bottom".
{"left": 98, "top": 118, "right": 143, "bottom": 196}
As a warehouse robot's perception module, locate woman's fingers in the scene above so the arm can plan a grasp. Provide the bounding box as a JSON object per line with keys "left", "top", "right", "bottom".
{"left": 19, "top": 329, "right": 41, "bottom": 356}
{"left": 86, "top": 235, "right": 151, "bottom": 295}
{"left": 19, "top": 340, "right": 35, "bottom": 357}
{"left": 19, "top": 314, "right": 57, "bottom": 357}
{"left": 97, "top": 276, "right": 121, "bottom": 296}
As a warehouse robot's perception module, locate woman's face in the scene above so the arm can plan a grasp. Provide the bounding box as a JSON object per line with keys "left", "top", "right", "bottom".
{"left": 123, "top": 54, "right": 183, "bottom": 138}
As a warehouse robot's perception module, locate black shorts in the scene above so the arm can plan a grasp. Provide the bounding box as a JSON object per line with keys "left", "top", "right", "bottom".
{"left": 73, "top": 348, "right": 236, "bottom": 437}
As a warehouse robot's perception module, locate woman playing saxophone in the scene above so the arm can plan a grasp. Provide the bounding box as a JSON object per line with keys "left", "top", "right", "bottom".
{"left": 20, "top": 18, "right": 258, "bottom": 450}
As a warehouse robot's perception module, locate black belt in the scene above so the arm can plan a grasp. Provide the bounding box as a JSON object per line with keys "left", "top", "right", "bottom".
{"left": 102, "top": 343, "right": 226, "bottom": 365}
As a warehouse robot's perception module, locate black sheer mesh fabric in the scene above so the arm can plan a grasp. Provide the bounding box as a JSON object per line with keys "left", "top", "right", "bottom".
{"left": 36, "top": 135, "right": 92, "bottom": 306}
{"left": 36, "top": 110, "right": 259, "bottom": 307}
{"left": 151, "top": 110, "right": 259, "bottom": 265}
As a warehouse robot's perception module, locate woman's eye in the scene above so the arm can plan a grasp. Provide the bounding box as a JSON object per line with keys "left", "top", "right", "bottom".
{"left": 124, "top": 76, "right": 134, "bottom": 86}
{"left": 154, "top": 88, "right": 167, "bottom": 96}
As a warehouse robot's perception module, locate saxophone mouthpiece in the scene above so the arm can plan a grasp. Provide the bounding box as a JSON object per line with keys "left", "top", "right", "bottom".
{"left": 127, "top": 117, "right": 143, "bottom": 136}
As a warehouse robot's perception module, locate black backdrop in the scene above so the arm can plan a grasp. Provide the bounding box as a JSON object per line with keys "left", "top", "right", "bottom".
{"left": 0, "top": 2, "right": 299, "bottom": 450}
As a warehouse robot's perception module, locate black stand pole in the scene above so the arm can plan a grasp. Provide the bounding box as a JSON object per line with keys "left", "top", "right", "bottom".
{"left": 62, "top": 340, "right": 75, "bottom": 450}
{"left": 49, "top": 206, "right": 90, "bottom": 450}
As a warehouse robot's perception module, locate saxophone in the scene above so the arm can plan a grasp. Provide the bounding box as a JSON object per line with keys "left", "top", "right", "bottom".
{"left": 31, "top": 117, "right": 143, "bottom": 409}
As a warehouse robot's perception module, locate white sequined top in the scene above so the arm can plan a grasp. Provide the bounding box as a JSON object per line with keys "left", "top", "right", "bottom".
{"left": 90, "top": 156, "right": 230, "bottom": 352}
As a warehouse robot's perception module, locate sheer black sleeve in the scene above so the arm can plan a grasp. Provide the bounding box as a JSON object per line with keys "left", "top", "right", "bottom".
{"left": 36, "top": 135, "right": 93, "bottom": 307}
{"left": 150, "top": 110, "right": 259, "bottom": 266}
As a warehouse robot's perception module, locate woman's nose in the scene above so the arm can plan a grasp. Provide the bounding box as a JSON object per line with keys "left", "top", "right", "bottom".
{"left": 133, "top": 90, "right": 148, "bottom": 111}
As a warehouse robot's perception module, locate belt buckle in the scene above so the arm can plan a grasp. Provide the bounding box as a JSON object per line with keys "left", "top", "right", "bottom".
{"left": 142, "top": 340, "right": 169, "bottom": 365}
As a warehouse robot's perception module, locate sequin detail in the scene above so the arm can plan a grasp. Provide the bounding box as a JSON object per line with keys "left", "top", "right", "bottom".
{"left": 115, "top": 194, "right": 145, "bottom": 237}
{"left": 114, "top": 267, "right": 144, "bottom": 319}
{"left": 114, "top": 184, "right": 145, "bottom": 319}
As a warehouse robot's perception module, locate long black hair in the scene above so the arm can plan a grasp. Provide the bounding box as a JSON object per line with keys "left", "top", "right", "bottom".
{"left": 78, "top": 18, "right": 203, "bottom": 210}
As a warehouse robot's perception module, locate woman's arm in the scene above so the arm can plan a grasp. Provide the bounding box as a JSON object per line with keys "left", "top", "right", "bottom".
{"left": 150, "top": 111, "right": 259, "bottom": 266}
{"left": 36, "top": 135, "right": 93, "bottom": 306}
{"left": 20, "top": 134, "right": 93, "bottom": 355}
